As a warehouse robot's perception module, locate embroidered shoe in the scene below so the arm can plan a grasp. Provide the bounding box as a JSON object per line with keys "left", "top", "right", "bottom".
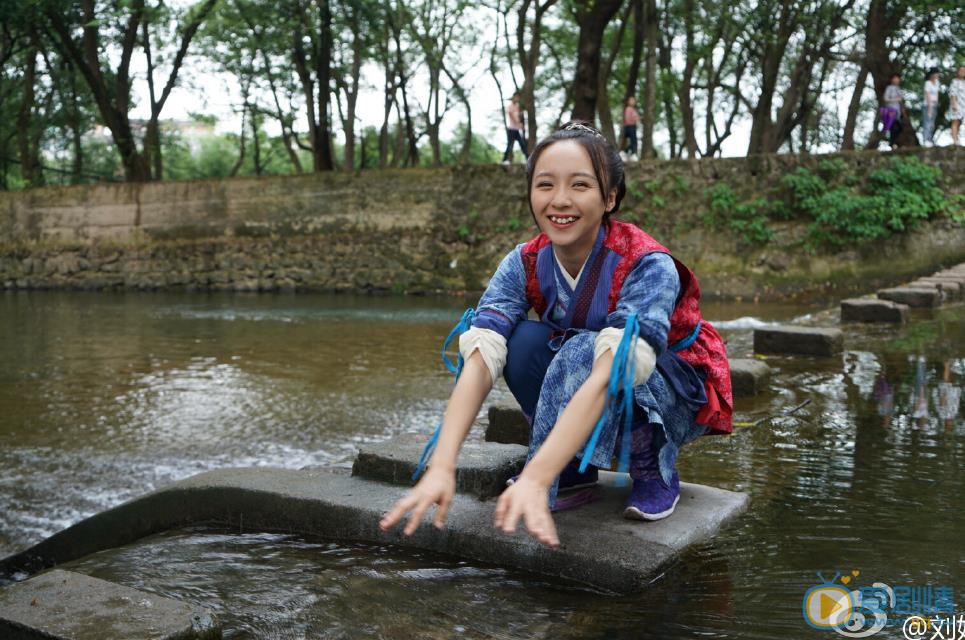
{"left": 506, "top": 461, "right": 599, "bottom": 492}
{"left": 623, "top": 471, "right": 680, "bottom": 521}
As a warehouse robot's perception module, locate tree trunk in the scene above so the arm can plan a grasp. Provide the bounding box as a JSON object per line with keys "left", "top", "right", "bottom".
{"left": 517, "top": 1, "right": 558, "bottom": 148}
{"left": 68, "top": 64, "right": 84, "bottom": 183}
{"left": 746, "top": 0, "right": 795, "bottom": 155}
{"left": 570, "top": 0, "right": 625, "bottom": 122}
{"left": 313, "top": 0, "right": 335, "bottom": 170}
{"left": 841, "top": 66, "right": 868, "bottom": 150}
{"left": 16, "top": 35, "right": 38, "bottom": 185}
{"left": 251, "top": 108, "right": 262, "bottom": 175}
{"left": 624, "top": 0, "right": 644, "bottom": 102}
{"left": 657, "top": 29, "right": 677, "bottom": 157}
{"left": 342, "top": 25, "right": 362, "bottom": 171}
{"left": 641, "top": 0, "right": 657, "bottom": 157}
{"left": 676, "top": 0, "right": 698, "bottom": 158}
{"left": 596, "top": 1, "right": 632, "bottom": 144}
{"left": 230, "top": 104, "right": 247, "bottom": 177}
{"left": 44, "top": 2, "right": 152, "bottom": 181}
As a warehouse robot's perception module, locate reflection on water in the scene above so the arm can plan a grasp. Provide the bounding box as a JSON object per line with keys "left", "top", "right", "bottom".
{"left": 2, "top": 290, "right": 964, "bottom": 639}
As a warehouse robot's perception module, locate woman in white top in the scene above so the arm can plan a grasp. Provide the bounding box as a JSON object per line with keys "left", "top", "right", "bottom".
{"left": 922, "top": 68, "right": 940, "bottom": 145}
{"left": 949, "top": 66, "right": 965, "bottom": 146}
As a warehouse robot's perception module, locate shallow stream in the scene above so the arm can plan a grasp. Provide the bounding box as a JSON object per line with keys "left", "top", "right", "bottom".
{"left": 1, "top": 291, "right": 962, "bottom": 639}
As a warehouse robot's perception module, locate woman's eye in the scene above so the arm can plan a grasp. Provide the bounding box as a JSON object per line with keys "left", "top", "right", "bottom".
{"left": 573, "top": 181, "right": 589, "bottom": 189}
{"left": 536, "top": 181, "right": 553, "bottom": 188}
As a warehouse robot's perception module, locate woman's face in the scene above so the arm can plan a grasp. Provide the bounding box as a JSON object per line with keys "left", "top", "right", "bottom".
{"left": 958, "top": 67, "right": 965, "bottom": 79}
{"left": 529, "top": 140, "right": 614, "bottom": 258}
{"left": 891, "top": 76, "right": 901, "bottom": 86}
{"left": 628, "top": 97, "right": 637, "bottom": 107}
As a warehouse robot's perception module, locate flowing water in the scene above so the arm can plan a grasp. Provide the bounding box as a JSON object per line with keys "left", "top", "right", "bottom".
{"left": 1, "top": 290, "right": 962, "bottom": 639}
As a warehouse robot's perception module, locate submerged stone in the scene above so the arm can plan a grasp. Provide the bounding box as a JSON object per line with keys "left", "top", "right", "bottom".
{"left": 353, "top": 433, "right": 526, "bottom": 499}
{"left": 877, "top": 287, "right": 941, "bottom": 308}
{"left": 753, "top": 325, "right": 843, "bottom": 357}
{"left": 729, "top": 358, "right": 772, "bottom": 396}
{"left": 840, "top": 298, "right": 909, "bottom": 323}
{"left": 0, "top": 569, "right": 220, "bottom": 640}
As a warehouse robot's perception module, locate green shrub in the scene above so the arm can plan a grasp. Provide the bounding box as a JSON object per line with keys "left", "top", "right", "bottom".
{"left": 783, "top": 157, "right": 951, "bottom": 247}
{"left": 703, "top": 183, "right": 775, "bottom": 244}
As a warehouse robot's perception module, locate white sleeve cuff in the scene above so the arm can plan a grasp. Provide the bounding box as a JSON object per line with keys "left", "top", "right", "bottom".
{"left": 459, "top": 327, "right": 508, "bottom": 385}
{"left": 594, "top": 326, "right": 657, "bottom": 386}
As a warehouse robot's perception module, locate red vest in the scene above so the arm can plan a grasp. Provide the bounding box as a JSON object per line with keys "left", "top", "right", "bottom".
{"left": 520, "top": 220, "right": 733, "bottom": 435}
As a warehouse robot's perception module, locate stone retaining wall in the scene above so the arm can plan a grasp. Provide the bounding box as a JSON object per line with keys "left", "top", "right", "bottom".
{"left": 2, "top": 148, "right": 963, "bottom": 299}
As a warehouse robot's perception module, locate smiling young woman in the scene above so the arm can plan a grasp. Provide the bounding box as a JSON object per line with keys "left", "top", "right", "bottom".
{"left": 380, "top": 122, "right": 732, "bottom": 548}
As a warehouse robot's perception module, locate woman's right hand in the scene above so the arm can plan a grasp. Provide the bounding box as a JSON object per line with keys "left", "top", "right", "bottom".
{"left": 379, "top": 467, "right": 456, "bottom": 536}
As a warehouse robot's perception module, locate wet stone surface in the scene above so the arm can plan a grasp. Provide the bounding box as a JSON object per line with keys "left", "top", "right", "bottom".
{"left": 0, "top": 569, "right": 220, "bottom": 640}
{"left": 728, "top": 358, "right": 773, "bottom": 396}
{"left": 486, "top": 403, "right": 531, "bottom": 446}
{"left": 877, "top": 287, "right": 942, "bottom": 308}
{"left": 840, "top": 298, "right": 910, "bottom": 323}
{"left": 753, "top": 325, "right": 844, "bottom": 357}
{"left": 352, "top": 433, "right": 527, "bottom": 499}
{"left": 912, "top": 278, "right": 962, "bottom": 301}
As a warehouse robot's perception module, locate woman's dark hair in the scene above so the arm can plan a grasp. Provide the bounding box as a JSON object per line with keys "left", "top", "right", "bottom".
{"left": 525, "top": 121, "right": 626, "bottom": 221}
{"left": 890, "top": 73, "right": 901, "bottom": 81}
{"left": 926, "top": 67, "right": 940, "bottom": 79}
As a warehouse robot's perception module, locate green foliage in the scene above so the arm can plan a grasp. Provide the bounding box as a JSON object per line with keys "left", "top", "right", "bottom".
{"left": 670, "top": 175, "right": 690, "bottom": 196}
{"left": 704, "top": 157, "right": 959, "bottom": 248}
{"left": 504, "top": 215, "right": 523, "bottom": 232}
{"left": 947, "top": 195, "right": 965, "bottom": 224}
{"left": 703, "top": 184, "right": 775, "bottom": 244}
{"left": 784, "top": 157, "right": 951, "bottom": 247}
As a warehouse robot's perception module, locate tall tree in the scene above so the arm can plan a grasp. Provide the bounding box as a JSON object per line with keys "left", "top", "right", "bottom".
{"left": 515, "top": 0, "right": 558, "bottom": 147}
{"left": 43, "top": 0, "right": 217, "bottom": 181}
{"left": 291, "top": 0, "right": 336, "bottom": 171}
{"left": 569, "top": 0, "right": 624, "bottom": 122}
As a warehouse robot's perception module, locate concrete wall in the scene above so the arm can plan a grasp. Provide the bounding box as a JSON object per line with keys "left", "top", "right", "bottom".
{"left": 1, "top": 148, "right": 963, "bottom": 300}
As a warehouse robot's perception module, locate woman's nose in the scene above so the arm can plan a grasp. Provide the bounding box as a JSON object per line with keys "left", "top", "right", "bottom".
{"left": 550, "top": 188, "right": 572, "bottom": 208}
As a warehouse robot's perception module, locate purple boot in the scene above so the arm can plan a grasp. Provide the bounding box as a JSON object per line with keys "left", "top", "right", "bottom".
{"left": 623, "top": 422, "right": 680, "bottom": 521}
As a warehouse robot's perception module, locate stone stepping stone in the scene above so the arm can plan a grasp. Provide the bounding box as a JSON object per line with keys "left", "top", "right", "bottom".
{"left": 912, "top": 278, "right": 962, "bottom": 301}
{"left": 729, "top": 358, "right": 772, "bottom": 396}
{"left": 353, "top": 433, "right": 526, "bottom": 499}
{"left": 840, "top": 298, "right": 909, "bottom": 323}
{"left": 754, "top": 325, "right": 843, "bottom": 357}
{"left": 0, "top": 468, "right": 749, "bottom": 595}
{"left": 486, "top": 403, "right": 530, "bottom": 446}
{"left": 929, "top": 272, "right": 965, "bottom": 285}
{"left": 877, "top": 287, "right": 941, "bottom": 308}
{"left": 0, "top": 569, "right": 219, "bottom": 640}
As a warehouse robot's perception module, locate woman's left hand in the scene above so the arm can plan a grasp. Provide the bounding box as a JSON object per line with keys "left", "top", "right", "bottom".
{"left": 494, "top": 476, "right": 559, "bottom": 548}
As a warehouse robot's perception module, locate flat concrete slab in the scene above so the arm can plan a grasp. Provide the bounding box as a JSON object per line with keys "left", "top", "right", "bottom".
{"left": 0, "top": 468, "right": 748, "bottom": 595}
{"left": 753, "top": 325, "right": 843, "bottom": 357}
{"left": 877, "top": 287, "right": 941, "bottom": 308}
{"left": 840, "top": 298, "right": 909, "bottom": 323}
{"left": 486, "top": 403, "right": 530, "bottom": 446}
{"left": 729, "top": 358, "right": 772, "bottom": 396}
{"left": 0, "top": 569, "right": 219, "bottom": 640}
{"left": 353, "top": 434, "right": 526, "bottom": 498}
